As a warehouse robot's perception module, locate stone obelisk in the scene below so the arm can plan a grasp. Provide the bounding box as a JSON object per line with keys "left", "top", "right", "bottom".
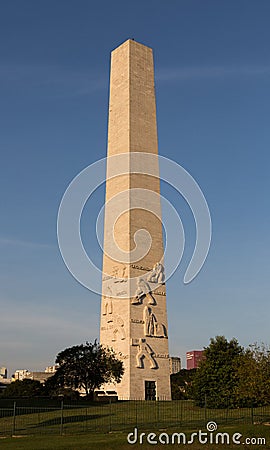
{"left": 100, "top": 39, "right": 171, "bottom": 400}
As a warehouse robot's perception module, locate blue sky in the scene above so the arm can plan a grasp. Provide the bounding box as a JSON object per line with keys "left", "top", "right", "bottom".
{"left": 0, "top": 0, "right": 270, "bottom": 376}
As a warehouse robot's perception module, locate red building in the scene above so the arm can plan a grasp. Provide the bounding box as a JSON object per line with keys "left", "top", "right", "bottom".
{"left": 186, "top": 350, "right": 204, "bottom": 370}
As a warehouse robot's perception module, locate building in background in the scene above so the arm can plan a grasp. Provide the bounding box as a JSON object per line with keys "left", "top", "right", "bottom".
{"left": 13, "top": 369, "right": 31, "bottom": 381}
{"left": 169, "top": 357, "right": 181, "bottom": 374}
{"left": 24, "top": 372, "right": 53, "bottom": 384}
{"left": 0, "top": 367, "right": 7, "bottom": 379}
{"left": 0, "top": 367, "right": 12, "bottom": 390}
{"left": 13, "top": 366, "right": 58, "bottom": 384}
{"left": 186, "top": 350, "right": 204, "bottom": 370}
{"left": 45, "top": 365, "right": 59, "bottom": 373}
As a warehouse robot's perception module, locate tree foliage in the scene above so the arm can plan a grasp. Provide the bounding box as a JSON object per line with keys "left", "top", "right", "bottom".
{"left": 171, "top": 369, "right": 197, "bottom": 400}
{"left": 192, "top": 336, "right": 243, "bottom": 408}
{"left": 171, "top": 369, "right": 196, "bottom": 400}
{"left": 46, "top": 341, "right": 124, "bottom": 399}
{"left": 234, "top": 343, "right": 270, "bottom": 406}
{"left": 3, "top": 379, "right": 45, "bottom": 398}
{"left": 44, "top": 375, "right": 79, "bottom": 400}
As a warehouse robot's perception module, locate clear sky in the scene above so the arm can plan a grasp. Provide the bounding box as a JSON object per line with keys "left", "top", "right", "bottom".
{"left": 0, "top": 0, "right": 269, "bottom": 376}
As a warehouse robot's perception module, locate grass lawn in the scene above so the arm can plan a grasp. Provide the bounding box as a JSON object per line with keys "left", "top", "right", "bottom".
{"left": 0, "top": 424, "right": 270, "bottom": 449}
{"left": 1, "top": 401, "right": 270, "bottom": 437}
{"left": 1, "top": 401, "right": 270, "bottom": 449}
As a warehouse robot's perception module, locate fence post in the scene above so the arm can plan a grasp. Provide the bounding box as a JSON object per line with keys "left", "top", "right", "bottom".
{"left": 157, "top": 397, "right": 160, "bottom": 429}
{"left": 251, "top": 403, "right": 254, "bottom": 425}
{"left": 60, "top": 400, "right": 64, "bottom": 435}
{"left": 180, "top": 400, "right": 183, "bottom": 425}
{"left": 109, "top": 398, "right": 112, "bottom": 432}
{"left": 12, "top": 401, "right": 16, "bottom": 436}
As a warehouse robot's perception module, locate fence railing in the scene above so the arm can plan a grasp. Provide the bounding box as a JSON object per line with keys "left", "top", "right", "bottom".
{"left": 0, "top": 399, "right": 270, "bottom": 437}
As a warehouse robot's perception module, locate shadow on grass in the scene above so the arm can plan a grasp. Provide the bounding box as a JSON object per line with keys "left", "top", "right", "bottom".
{"left": 34, "top": 413, "right": 112, "bottom": 428}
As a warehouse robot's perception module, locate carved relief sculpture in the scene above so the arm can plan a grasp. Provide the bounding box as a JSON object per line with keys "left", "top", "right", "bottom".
{"left": 102, "top": 298, "right": 113, "bottom": 319}
{"left": 143, "top": 306, "right": 167, "bottom": 338}
{"left": 144, "top": 306, "right": 157, "bottom": 336}
{"left": 111, "top": 315, "right": 126, "bottom": 341}
{"left": 136, "top": 338, "right": 157, "bottom": 369}
{"left": 147, "top": 262, "right": 165, "bottom": 284}
{"left": 131, "top": 278, "right": 156, "bottom": 305}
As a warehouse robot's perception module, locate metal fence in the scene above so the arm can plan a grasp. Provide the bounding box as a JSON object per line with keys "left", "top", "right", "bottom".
{"left": 0, "top": 399, "right": 270, "bottom": 437}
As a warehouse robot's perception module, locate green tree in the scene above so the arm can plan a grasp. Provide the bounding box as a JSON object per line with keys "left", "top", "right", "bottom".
{"left": 44, "top": 374, "right": 79, "bottom": 400}
{"left": 3, "top": 379, "right": 45, "bottom": 398}
{"left": 171, "top": 369, "right": 197, "bottom": 400}
{"left": 46, "top": 341, "right": 124, "bottom": 400}
{"left": 192, "top": 336, "right": 243, "bottom": 408}
{"left": 235, "top": 343, "right": 270, "bottom": 406}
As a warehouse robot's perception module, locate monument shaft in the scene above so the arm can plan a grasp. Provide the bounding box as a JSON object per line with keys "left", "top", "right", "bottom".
{"left": 100, "top": 39, "right": 171, "bottom": 400}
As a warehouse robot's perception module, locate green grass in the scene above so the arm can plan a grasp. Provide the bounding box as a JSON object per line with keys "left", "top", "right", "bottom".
{"left": 0, "top": 424, "right": 270, "bottom": 449}
{"left": 1, "top": 400, "right": 270, "bottom": 444}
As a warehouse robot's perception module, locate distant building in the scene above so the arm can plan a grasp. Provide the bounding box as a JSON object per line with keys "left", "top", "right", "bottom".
{"left": 24, "top": 372, "right": 53, "bottom": 384}
{"left": 0, "top": 378, "right": 12, "bottom": 387}
{"left": 45, "top": 365, "right": 59, "bottom": 373}
{"left": 186, "top": 350, "right": 204, "bottom": 370}
{"left": 169, "top": 357, "right": 181, "bottom": 374}
{"left": 14, "top": 369, "right": 31, "bottom": 381}
{"left": 13, "top": 369, "right": 53, "bottom": 384}
{"left": 0, "top": 369, "right": 10, "bottom": 392}
{"left": 0, "top": 367, "right": 7, "bottom": 379}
